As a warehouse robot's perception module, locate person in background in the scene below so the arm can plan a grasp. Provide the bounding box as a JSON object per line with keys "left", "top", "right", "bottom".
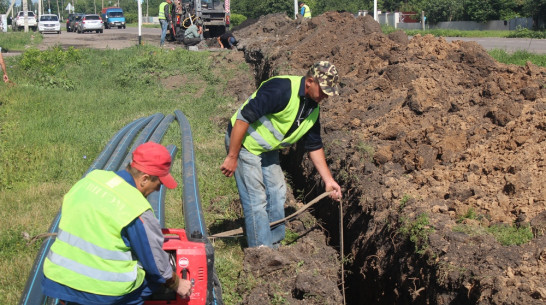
{"left": 0, "top": 48, "right": 9, "bottom": 83}
{"left": 217, "top": 31, "right": 237, "bottom": 49}
{"left": 42, "top": 142, "right": 192, "bottom": 304}
{"left": 159, "top": 0, "right": 173, "bottom": 47}
{"left": 299, "top": 1, "right": 311, "bottom": 19}
{"left": 220, "top": 61, "right": 342, "bottom": 248}
{"left": 183, "top": 21, "right": 203, "bottom": 46}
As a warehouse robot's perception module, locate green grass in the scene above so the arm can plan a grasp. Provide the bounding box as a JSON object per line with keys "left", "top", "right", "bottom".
{"left": 399, "top": 213, "right": 434, "bottom": 255}
{"left": 487, "top": 224, "right": 534, "bottom": 246}
{"left": 0, "top": 31, "right": 42, "bottom": 51}
{"left": 0, "top": 45, "right": 244, "bottom": 304}
{"left": 382, "top": 25, "right": 546, "bottom": 39}
{"left": 488, "top": 49, "right": 546, "bottom": 67}
{"left": 454, "top": 223, "right": 533, "bottom": 246}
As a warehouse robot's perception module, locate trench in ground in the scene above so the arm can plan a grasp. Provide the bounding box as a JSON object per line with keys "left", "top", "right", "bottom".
{"left": 247, "top": 57, "right": 470, "bottom": 305}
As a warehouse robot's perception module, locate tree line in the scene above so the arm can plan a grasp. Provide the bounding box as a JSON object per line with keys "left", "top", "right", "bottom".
{"left": 1, "top": 0, "right": 544, "bottom": 28}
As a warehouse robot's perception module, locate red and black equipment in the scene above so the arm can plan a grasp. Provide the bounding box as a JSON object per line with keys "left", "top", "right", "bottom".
{"left": 144, "top": 229, "right": 209, "bottom": 305}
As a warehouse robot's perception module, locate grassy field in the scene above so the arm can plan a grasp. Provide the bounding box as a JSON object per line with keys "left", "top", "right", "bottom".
{"left": 382, "top": 26, "right": 546, "bottom": 39}
{"left": 1, "top": 33, "right": 545, "bottom": 305}
{"left": 0, "top": 43, "right": 247, "bottom": 304}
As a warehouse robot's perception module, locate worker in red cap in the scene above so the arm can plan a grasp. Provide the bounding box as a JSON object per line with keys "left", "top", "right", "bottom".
{"left": 42, "top": 142, "right": 191, "bottom": 305}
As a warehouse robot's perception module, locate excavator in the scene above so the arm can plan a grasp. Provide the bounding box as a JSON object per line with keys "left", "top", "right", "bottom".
{"left": 168, "top": 0, "right": 230, "bottom": 42}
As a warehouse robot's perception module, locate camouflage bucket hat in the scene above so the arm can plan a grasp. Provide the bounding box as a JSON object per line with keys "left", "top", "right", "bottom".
{"left": 309, "top": 61, "right": 339, "bottom": 96}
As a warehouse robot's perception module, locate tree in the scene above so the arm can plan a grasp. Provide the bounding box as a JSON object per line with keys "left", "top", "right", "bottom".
{"left": 523, "top": 0, "right": 546, "bottom": 29}
{"left": 422, "top": 0, "right": 463, "bottom": 23}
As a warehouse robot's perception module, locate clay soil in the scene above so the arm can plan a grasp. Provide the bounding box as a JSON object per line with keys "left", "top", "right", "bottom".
{"left": 223, "top": 12, "right": 546, "bottom": 305}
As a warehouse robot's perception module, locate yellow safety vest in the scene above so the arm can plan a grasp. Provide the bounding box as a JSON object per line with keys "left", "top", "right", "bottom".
{"left": 302, "top": 4, "right": 311, "bottom": 18}
{"left": 231, "top": 76, "right": 319, "bottom": 155}
{"left": 44, "top": 170, "right": 151, "bottom": 296}
{"left": 159, "top": 2, "right": 169, "bottom": 20}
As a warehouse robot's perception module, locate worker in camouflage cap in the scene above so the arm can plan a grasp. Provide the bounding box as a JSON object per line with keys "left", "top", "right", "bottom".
{"left": 221, "top": 59, "right": 342, "bottom": 249}
{"left": 308, "top": 61, "right": 339, "bottom": 96}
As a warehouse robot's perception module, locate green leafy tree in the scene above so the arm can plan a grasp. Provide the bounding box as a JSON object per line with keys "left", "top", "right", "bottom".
{"left": 523, "top": 0, "right": 546, "bottom": 29}
{"left": 423, "top": 0, "right": 463, "bottom": 22}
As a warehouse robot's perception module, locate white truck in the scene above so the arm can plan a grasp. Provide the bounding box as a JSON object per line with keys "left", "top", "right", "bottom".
{"left": 12, "top": 11, "right": 37, "bottom": 31}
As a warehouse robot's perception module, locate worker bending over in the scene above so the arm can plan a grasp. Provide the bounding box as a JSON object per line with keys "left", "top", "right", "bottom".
{"left": 221, "top": 61, "right": 342, "bottom": 248}
{"left": 42, "top": 142, "right": 192, "bottom": 305}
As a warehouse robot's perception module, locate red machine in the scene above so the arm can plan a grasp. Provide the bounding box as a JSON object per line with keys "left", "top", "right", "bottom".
{"left": 145, "top": 228, "right": 208, "bottom": 305}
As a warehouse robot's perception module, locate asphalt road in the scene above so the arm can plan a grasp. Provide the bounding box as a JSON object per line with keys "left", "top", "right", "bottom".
{"left": 443, "top": 37, "right": 546, "bottom": 54}
{"left": 5, "top": 26, "right": 546, "bottom": 55}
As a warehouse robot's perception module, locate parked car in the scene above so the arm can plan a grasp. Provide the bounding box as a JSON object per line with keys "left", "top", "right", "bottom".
{"left": 101, "top": 7, "right": 126, "bottom": 29}
{"left": 66, "top": 13, "right": 83, "bottom": 32}
{"left": 38, "top": 14, "right": 61, "bottom": 34}
{"left": 76, "top": 14, "right": 103, "bottom": 34}
{"left": 12, "top": 11, "right": 37, "bottom": 31}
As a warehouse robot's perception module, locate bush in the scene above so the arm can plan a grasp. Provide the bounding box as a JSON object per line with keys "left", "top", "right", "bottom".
{"left": 508, "top": 27, "right": 546, "bottom": 39}
{"left": 230, "top": 13, "right": 247, "bottom": 27}
{"left": 124, "top": 12, "right": 138, "bottom": 24}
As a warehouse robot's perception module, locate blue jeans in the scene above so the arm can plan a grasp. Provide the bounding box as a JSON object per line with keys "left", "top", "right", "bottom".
{"left": 225, "top": 134, "right": 286, "bottom": 247}
{"left": 160, "top": 19, "right": 168, "bottom": 46}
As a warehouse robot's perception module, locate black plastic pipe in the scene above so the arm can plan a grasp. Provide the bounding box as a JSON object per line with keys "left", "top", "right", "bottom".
{"left": 174, "top": 110, "right": 207, "bottom": 239}
{"left": 104, "top": 115, "right": 154, "bottom": 171}
{"left": 147, "top": 144, "right": 177, "bottom": 228}
{"left": 119, "top": 113, "right": 165, "bottom": 170}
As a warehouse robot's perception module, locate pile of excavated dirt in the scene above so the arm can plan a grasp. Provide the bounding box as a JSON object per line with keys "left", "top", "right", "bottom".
{"left": 225, "top": 12, "right": 546, "bottom": 305}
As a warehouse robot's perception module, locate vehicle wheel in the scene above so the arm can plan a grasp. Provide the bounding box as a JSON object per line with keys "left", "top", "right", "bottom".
{"left": 58, "top": 31, "right": 61, "bottom": 34}
{"left": 123, "top": 25, "right": 126, "bottom": 29}
{"left": 100, "top": 29, "right": 103, "bottom": 33}
{"left": 105, "top": 24, "right": 109, "bottom": 29}
{"left": 96, "top": 30, "right": 99, "bottom": 33}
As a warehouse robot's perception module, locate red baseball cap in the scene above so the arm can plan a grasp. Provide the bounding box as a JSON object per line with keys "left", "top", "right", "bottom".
{"left": 130, "top": 142, "right": 177, "bottom": 189}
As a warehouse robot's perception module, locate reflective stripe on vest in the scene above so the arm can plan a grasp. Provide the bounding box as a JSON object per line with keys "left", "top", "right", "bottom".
{"left": 231, "top": 76, "right": 319, "bottom": 155}
{"left": 159, "top": 2, "right": 168, "bottom": 19}
{"left": 44, "top": 170, "right": 151, "bottom": 296}
{"left": 56, "top": 228, "right": 133, "bottom": 261}
{"left": 47, "top": 251, "right": 137, "bottom": 283}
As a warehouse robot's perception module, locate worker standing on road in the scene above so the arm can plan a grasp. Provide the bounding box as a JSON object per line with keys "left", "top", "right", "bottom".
{"left": 299, "top": 1, "right": 311, "bottom": 19}
{"left": 0, "top": 48, "right": 9, "bottom": 83}
{"left": 220, "top": 61, "right": 342, "bottom": 248}
{"left": 42, "top": 142, "right": 192, "bottom": 304}
{"left": 159, "top": 0, "right": 173, "bottom": 47}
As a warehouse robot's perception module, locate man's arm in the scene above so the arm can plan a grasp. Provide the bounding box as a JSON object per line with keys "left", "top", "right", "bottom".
{"left": 125, "top": 211, "right": 192, "bottom": 297}
{"left": 217, "top": 36, "right": 224, "bottom": 48}
{"left": 164, "top": 4, "right": 172, "bottom": 22}
{"left": 220, "top": 119, "right": 249, "bottom": 177}
{"left": 308, "top": 148, "right": 342, "bottom": 200}
{"left": 0, "top": 53, "right": 8, "bottom": 83}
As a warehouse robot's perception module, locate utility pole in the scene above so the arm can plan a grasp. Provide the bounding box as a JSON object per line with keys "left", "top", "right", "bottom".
{"left": 23, "top": 0, "right": 28, "bottom": 32}
{"left": 137, "top": 0, "right": 142, "bottom": 45}
{"left": 293, "top": 0, "right": 297, "bottom": 20}
{"left": 374, "top": 0, "right": 377, "bottom": 21}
